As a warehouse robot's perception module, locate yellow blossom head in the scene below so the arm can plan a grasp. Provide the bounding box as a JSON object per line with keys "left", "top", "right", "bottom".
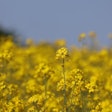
{"left": 56, "top": 47, "right": 69, "bottom": 60}
{"left": 88, "top": 31, "right": 97, "bottom": 38}
{"left": 78, "top": 33, "right": 86, "bottom": 41}
{"left": 55, "top": 39, "right": 66, "bottom": 47}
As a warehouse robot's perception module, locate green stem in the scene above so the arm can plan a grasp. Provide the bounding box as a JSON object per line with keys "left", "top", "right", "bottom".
{"left": 62, "top": 58, "right": 66, "bottom": 111}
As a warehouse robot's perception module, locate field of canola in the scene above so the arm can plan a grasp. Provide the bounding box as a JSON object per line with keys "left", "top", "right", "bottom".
{"left": 0, "top": 34, "right": 112, "bottom": 112}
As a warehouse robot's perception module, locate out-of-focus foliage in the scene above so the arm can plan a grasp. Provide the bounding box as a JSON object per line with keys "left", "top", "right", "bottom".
{"left": 0, "top": 26, "right": 18, "bottom": 44}
{"left": 0, "top": 34, "right": 112, "bottom": 112}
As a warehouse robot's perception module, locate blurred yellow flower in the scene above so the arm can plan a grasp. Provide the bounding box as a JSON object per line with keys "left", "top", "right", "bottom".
{"left": 88, "top": 31, "right": 97, "bottom": 38}
{"left": 78, "top": 33, "right": 86, "bottom": 41}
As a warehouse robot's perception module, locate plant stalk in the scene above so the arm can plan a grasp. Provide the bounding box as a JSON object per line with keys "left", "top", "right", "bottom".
{"left": 62, "top": 58, "right": 66, "bottom": 111}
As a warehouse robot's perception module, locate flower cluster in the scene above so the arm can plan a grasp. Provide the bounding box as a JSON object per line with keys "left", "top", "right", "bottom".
{"left": 56, "top": 47, "right": 69, "bottom": 60}
{"left": 0, "top": 36, "right": 112, "bottom": 111}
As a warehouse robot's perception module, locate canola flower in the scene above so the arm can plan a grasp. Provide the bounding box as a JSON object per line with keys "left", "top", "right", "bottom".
{"left": 56, "top": 47, "right": 69, "bottom": 111}
{"left": 56, "top": 47, "right": 69, "bottom": 60}
{"left": 78, "top": 33, "right": 86, "bottom": 42}
{"left": 88, "top": 31, "right": 97, "bottom": 38}
{"left": 0, "top": 35, "right": 112, "bottom": 111}
{"left": 78, "top": 33, "right": 87, "bottom": 48}
{"left": 54, "top": 39, "right": 66, "bottom": 47}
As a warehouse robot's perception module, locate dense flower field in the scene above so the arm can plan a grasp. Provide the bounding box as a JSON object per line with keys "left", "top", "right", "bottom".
{"left": 0, "top": 35, "right": 112, "bottom": 112}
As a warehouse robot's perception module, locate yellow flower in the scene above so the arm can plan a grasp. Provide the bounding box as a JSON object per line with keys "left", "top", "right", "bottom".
{"left": 56, "top": 47, "right": 69, "bottom": 60}
{"left": 28, "top": 94, "right": 39, "bottom": 103}
{"left": 78, "top": 33, "right": 86, "bottom": 41}
{"left": 55, "top": 39, "right": 66, "bottom": 47}
{"left": 88, "top": 31, "right": 97, "bottom": 38}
